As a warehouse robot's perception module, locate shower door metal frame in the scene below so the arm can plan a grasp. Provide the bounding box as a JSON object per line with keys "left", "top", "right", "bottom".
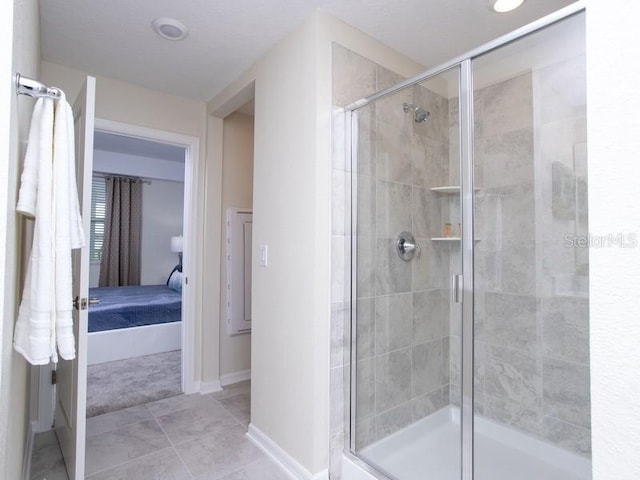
{"left": 459, "top": 57, "right": 475, "bottom": 480}
{"left": 344, "top": 2, "right": 586, "bottom": 479}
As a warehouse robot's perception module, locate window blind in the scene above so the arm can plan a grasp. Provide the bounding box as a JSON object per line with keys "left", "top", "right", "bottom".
{"left": 90, "top": 176, "right": 107, "bottom": 261}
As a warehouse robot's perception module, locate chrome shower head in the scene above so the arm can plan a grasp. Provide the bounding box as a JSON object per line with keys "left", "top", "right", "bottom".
{"left": 415, "top": 109, "right": 430, "bottom": 123}
{"left": 403, "top": 103, "right": 431, "bottom": 123}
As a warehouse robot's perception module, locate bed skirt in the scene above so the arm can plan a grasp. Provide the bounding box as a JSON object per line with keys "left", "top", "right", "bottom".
{"left": 88, "top": 321, "right": 181, "bottom": 365}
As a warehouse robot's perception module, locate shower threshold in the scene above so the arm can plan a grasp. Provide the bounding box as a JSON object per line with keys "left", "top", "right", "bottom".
{"left": 351, "top": 406, "right": 591, "bottom": 480}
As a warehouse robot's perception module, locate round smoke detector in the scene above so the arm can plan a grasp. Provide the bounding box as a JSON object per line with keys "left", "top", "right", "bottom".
{"left": 152, "top": 18, "right": 189, "bottom": 41}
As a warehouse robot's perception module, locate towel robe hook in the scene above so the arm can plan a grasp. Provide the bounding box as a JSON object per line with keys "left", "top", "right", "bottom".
{"left": 15, "top": 73, "right": 62, "bottom": 100}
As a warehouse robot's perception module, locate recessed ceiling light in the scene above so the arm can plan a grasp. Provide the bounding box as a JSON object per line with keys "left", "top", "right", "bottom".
{"left": 491, "top": 0, "right": 525, "bottom": 13}
{"left": 152, "top": 18, "right": 189, "bottom": 41}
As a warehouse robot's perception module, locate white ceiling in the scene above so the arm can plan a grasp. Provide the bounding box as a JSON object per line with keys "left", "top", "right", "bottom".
{"left": 39, "top": 0, "right": 577, "bottom": 102}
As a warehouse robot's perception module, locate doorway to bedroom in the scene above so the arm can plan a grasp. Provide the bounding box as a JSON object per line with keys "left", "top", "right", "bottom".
{"left": 85, "top": 130, "right": 187, "bottom": 417}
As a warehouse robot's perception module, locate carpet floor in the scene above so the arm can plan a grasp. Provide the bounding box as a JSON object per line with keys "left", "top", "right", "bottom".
{"left": 86, "top": 350, "right": 181, "bottom": 417}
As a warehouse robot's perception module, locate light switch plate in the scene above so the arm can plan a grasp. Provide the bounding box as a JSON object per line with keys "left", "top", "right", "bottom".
{"left": 259, "top": 244, "right": 268, "bottom": 267}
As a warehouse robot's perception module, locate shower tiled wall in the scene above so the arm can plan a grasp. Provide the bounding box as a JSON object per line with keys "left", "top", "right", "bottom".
{"left": 330, "top": 45, "right": 378, "bottom": 479}
{"left": 330, "top": 44, "right": 590, "bottom": 480}
{"left": 354, "top": 80, "right": 452, "bottom": 447}
{"left": 459, "top": 59, "right": 590, "bottom": 457}
{"left": 330, "top": 44, "right": 453, "bottom": 472}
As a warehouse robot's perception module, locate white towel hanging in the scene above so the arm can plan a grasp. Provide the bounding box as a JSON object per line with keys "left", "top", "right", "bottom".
{"left": 13, "top": 92, "right": 85, "bottom": 365}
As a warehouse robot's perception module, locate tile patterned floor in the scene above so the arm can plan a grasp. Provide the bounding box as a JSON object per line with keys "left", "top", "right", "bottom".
{"left": 30, "top": 430, "right": 69, "bottom": 480}
{"left": 30, "top": 381, "right": 292, "bottom": 480}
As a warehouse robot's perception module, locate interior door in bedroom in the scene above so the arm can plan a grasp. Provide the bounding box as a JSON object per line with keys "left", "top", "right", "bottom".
{"left": 54, "top": 75, "right": 96, "bottom": 480}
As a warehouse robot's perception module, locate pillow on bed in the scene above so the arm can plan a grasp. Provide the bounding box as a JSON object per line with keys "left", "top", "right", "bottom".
{"left": 168, "top": 270, "right": 182, "bottom": 293}
{"left": 167, "top": 264, "right": 181, "bottom": 284}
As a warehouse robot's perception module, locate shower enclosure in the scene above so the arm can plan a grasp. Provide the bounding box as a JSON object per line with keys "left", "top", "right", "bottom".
{"left": 346, "top": 5, "right": 588, "bottom": 480}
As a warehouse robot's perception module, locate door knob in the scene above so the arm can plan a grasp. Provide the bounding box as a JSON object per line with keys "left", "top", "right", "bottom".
{"left": 73, "top": 296, "right": 101, "bottom": 310}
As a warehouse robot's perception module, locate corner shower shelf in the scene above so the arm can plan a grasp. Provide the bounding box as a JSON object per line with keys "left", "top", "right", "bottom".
{"left": 430, "top": 186, "right": 482, "bottom": 243}
{"left": 430, "top": 186, "right": 461, "bottom": 194}
{"left": 431, "top": 237, "right": 481, "bottom": 242}
{"left": 430, "top": 186, "right": 482, "bottom": 194}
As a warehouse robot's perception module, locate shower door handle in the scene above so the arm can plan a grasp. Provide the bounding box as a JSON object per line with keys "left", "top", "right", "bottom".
{"left": 452, "top": 275, "right": 463, "bottom": 304}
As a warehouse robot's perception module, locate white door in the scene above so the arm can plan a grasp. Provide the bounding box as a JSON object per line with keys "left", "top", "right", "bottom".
{"left": 55, "top": 76, "right": 96, "bottom": 480}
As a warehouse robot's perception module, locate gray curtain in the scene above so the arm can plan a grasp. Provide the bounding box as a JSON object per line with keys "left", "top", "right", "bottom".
{"left": 99, "top": 176, "right": 143, "bottom": 286}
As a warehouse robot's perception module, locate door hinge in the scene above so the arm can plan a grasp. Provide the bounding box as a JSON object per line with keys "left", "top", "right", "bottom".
{"left": 51, "top": 370, "right": 57, "bottom": 385}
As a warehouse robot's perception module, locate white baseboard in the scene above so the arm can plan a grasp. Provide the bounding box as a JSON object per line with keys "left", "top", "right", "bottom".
{"left": 199, "top": 369, "right": 250, "bottom": 394}
{"left": 247, "top": 423, "right": 328, "bottom": 480}
{"left": 220, "top": 369, "right": 251, "bottom": 386}
{"left": 199, "top": 380, "right": 223, "bottom": 394}
{"left": 22, "top": 421, "right": 37, "bottom": 480}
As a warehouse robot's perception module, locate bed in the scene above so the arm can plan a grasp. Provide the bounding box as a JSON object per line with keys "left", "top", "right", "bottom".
{"left": 87, "top": 284, "right": 182, "bottom": 365}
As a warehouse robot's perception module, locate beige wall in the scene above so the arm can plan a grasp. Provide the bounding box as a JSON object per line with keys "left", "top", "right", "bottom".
{"left": 201, "top": 117, "right": 223, "bottom": 386}
{"left": 219, "top": 112, "right": 254, "bottom": 379}
{"left": 251, "top": 17, "right": 327, "bottom": 472}
{"left": 0, "top": 0, "right": 40, "bottom": 478}
{"left": 209, "top": 15, "right": 331, "bottom": 474}
{"left": 207, "top": 12, "right": 424, "bottom": 476}
{"left": 41, "top": 62, "right": 206, "bottom": 138}
{"left": 40, "top": 61, "right": 208, "bottom": 385}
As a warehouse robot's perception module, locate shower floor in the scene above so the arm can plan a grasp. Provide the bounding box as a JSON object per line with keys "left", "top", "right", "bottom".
{"left": 352, "top": 406, "right": 591, "bottom": 480}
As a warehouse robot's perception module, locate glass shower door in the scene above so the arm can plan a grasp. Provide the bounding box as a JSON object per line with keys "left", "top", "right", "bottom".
{"left": 345, "top": 6, "right": 588, "bottom": 480}
{"left": 350, "top": 67, "right": 462, "bottom": 480}
{"left": 471, "top": 12, "right": 591, "bottom": 480}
